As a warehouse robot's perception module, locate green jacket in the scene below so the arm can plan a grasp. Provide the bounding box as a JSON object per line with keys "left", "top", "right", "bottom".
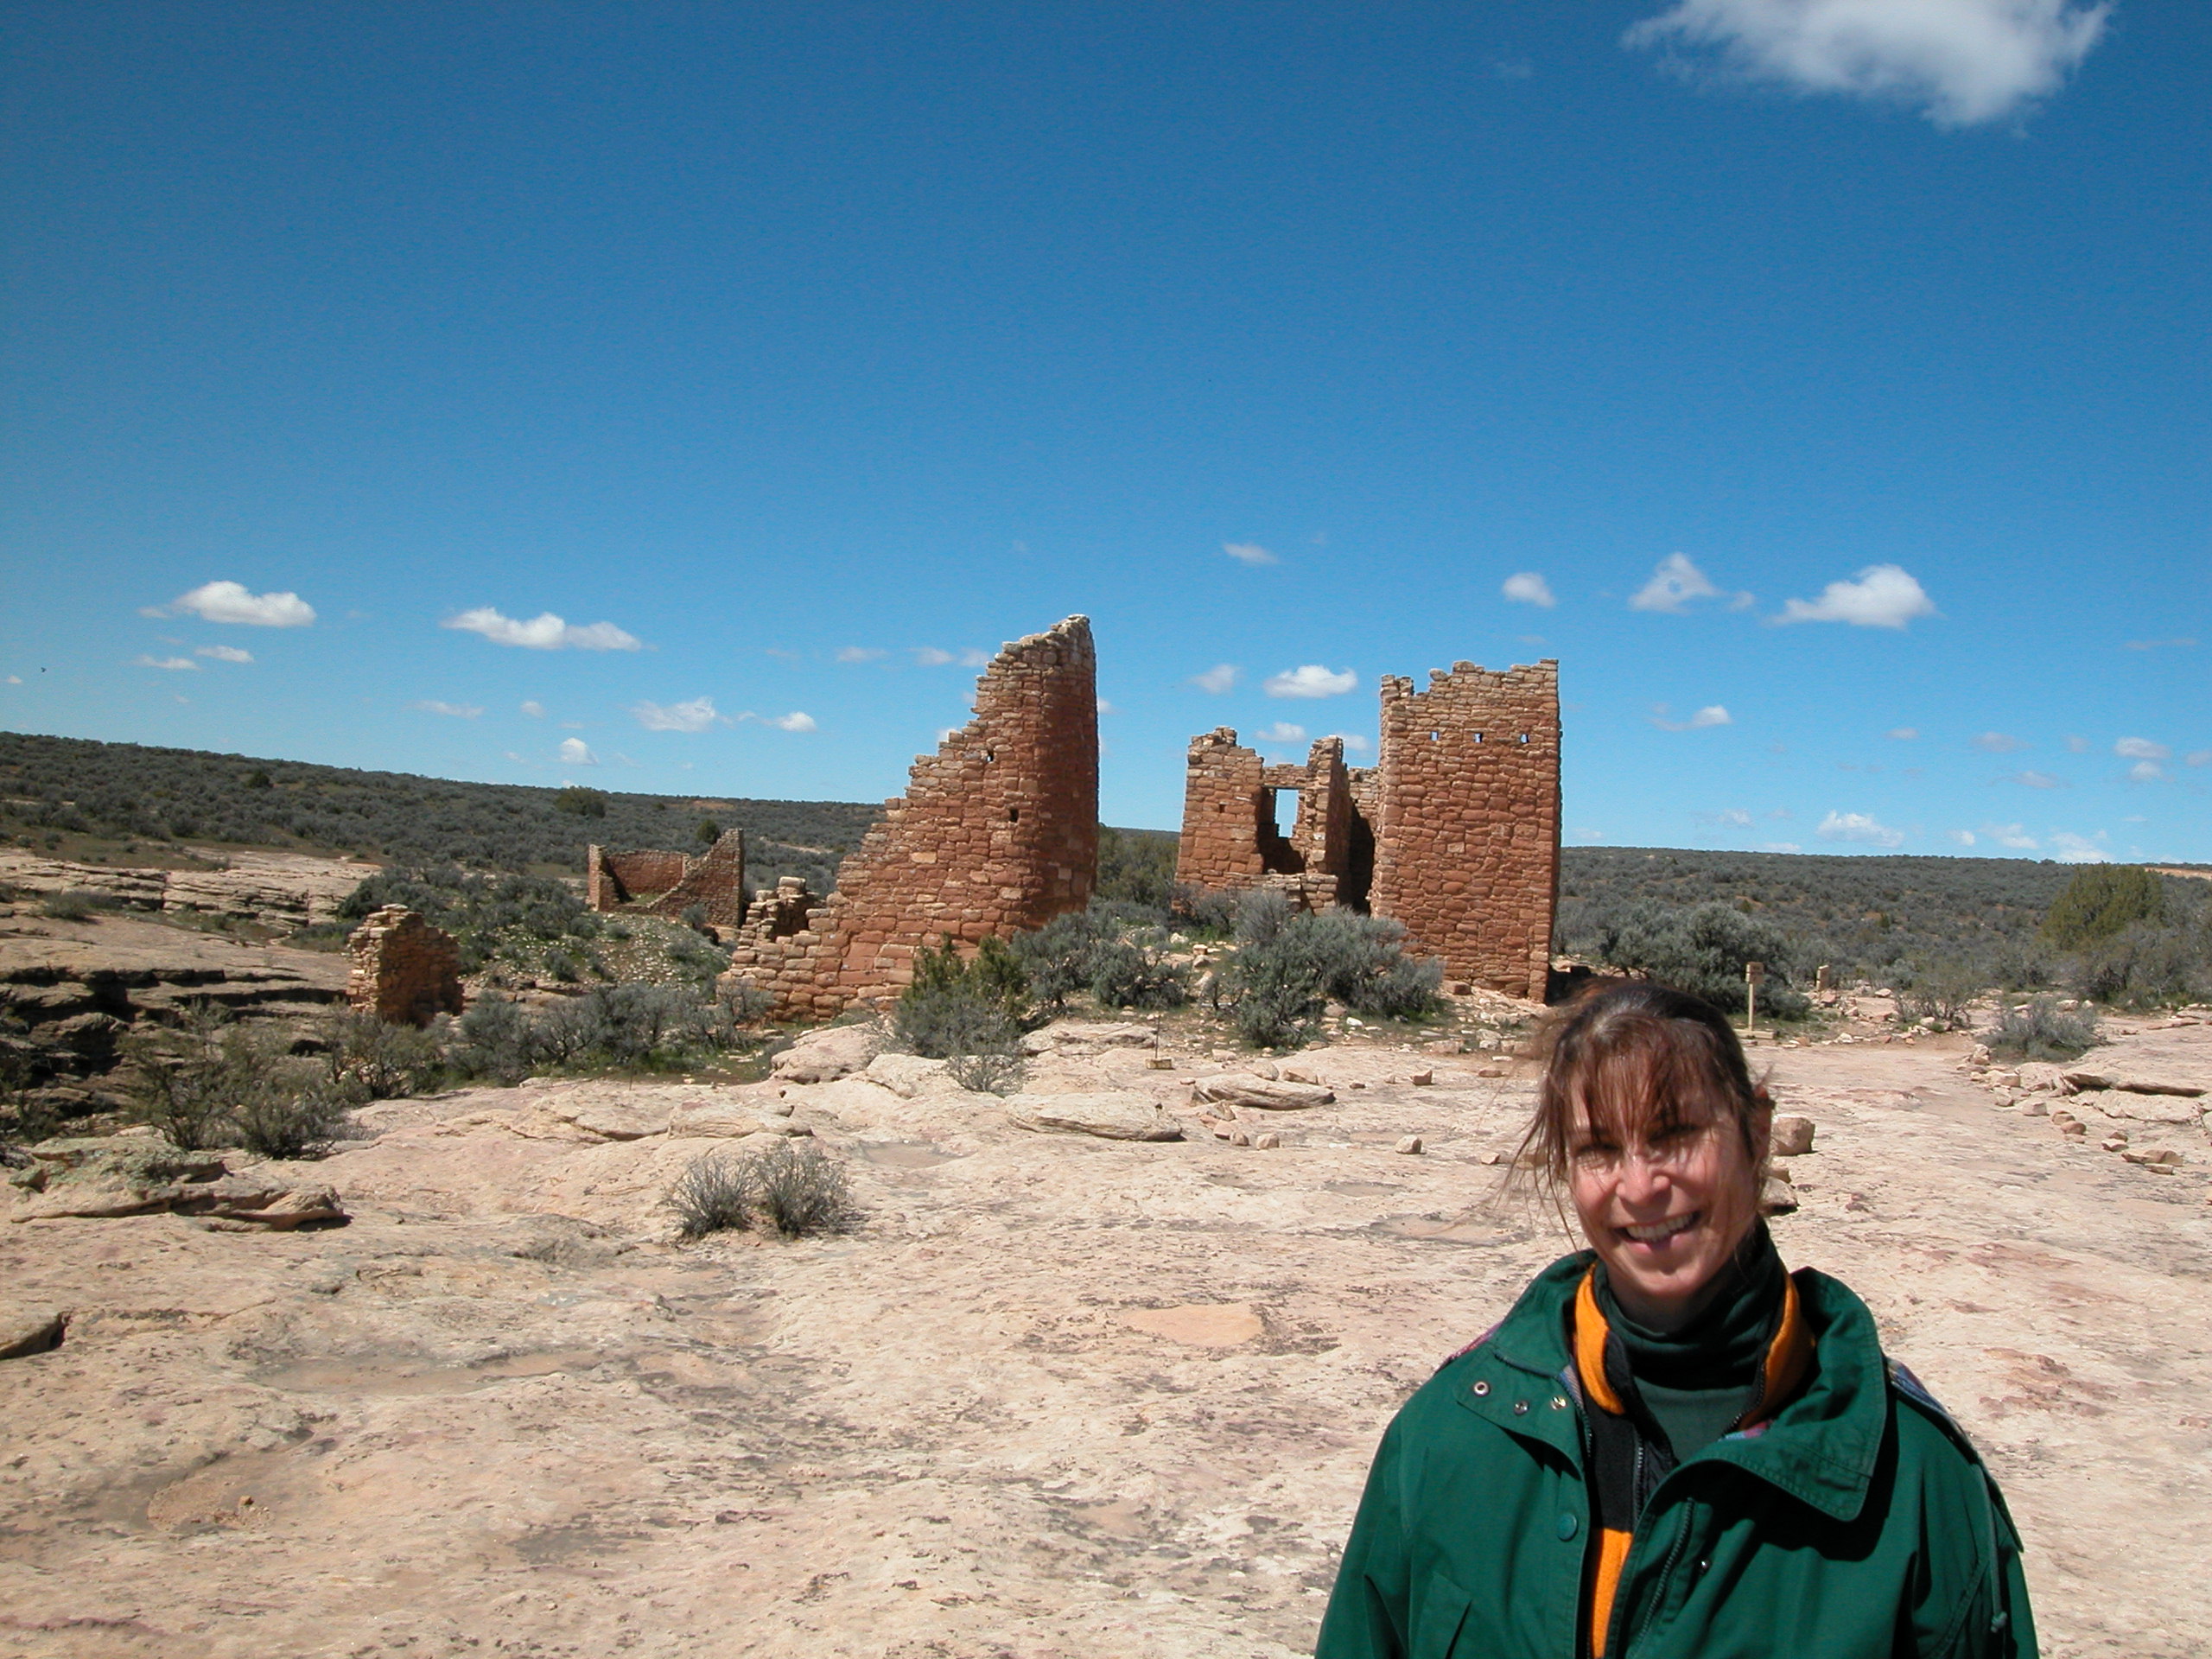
{"left": 1316, "top": 1254, "right": 2036, "bottom": 1659}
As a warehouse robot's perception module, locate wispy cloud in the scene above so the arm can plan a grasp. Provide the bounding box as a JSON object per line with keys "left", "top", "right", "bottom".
{"left": 1775, "top": 564, "right": 1936, "bottom": 629}
{"left": 134, "top": 654, "right": 199, "bottom": 671}
{"left": 2190, "top": 750, "right": 2212, "bottom": 768}
{"left": 1503, "top": 571, "right": 1556, "bottom": 608}
{"left": 632, "top": 696, "right": 730, "bottom": 733}
{"left": 1623, "top": 0, "right": 2110, "bottom": 129}
{"left": 2006, "top": 770, "right": 2064, "bottom": 789}
{"left": 1886, "top": 727, "right": 1918, "bottom": 741}
{"left": 912, "top": 647, "right": 991, "bottom": 668}
{"left": 2124, "top": 637, "right": 2196, "bottom": 652}
{"left": 152, "top": 580, "right": 316, "bottom": 628}
{"left": 445, "top": 608, "right": 642, "bottom": 651}
{"left": 520, "top": 700, "right": 545, "bottom": 718}
{"left": 1764, "top": 842, "right": 1802, "bottom": 854}
{"left": 756, "top": 711, "right": 817, "bottom": 733}
{"left": 1972, "top": 731, "right": 2026, "bottom": 753}
{"left": 411, "top": 700, "right": 483, "bottom": 718}
{"left": 1255, "top": 721, "right": 1308, "bottom": 747}
{"left": 1333, "top": 733, "right": 1373, "bottom": 755}
{"left": 558, "top": 737, "right": 598, "bottom": 766}
{"left": 1265, "top": 664, "right": 1358, "bottom": 699}
{"left": 1630, "top": 553, "right": 1723, "bottom": 614}
{"left": 1096, "top": 697, "right": 1116, "bottom": 716}
{"left": 2115, "top": 737, "right": 2171, "bottom": 760}
{"left": 2050, "top": 830, "right": 2109, "bottom": 864}
{"left": 2064, "top": 734, "right": 2092, "bottom": 753}
{"left": 1191, "top": 664, "right": 1241, "bottom": 695}
{"left": 1704, "top": 807, "right": 1753, "bottom": 826}
{"left": 1651, "top": 703, "right": 1732, "bottom": 732}
{"left": 1816, "top": 810, "right": 1904, "bottom": 849}
{"left": 1948, "top": 829, "right": 1977, "bottom": 846}
{"left": 836, "top": 645, "right": 887, "bottom": 664}
{"left": 1223, "top": 542, "right": 1278, "bottom": 567}
{"left": 195, "top": 645, "right": 254, "bottom": 664}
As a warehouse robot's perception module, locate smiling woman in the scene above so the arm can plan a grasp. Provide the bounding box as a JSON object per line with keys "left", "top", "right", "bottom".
{"left": 1317, "top": 980, "right": 2039, "bottom": 1659}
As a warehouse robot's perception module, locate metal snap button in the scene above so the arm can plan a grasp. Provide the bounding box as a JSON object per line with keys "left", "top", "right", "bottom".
{"left": 1471, "top": 1380, "right": 1490, "bottom": 1396}
{"left": 1513, "top": 1400, "right": 1529, "bottom": 1414}
{"left": 1551, "top": 1395, "right": 1568, "bottom": 1410}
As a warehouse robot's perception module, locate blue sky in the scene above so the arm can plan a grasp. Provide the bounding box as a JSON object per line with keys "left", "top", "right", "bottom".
{"left": 3, "top": 2, "right": 2204, "bottom": 861}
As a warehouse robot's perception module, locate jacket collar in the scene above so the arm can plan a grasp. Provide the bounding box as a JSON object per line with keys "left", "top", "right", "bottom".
{"left": 1453, "top": 1251, "right": 1891, "bottom": 1522}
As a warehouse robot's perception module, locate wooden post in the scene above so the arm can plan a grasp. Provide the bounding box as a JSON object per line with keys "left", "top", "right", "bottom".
{"left": 1745, "top": 960, "right": 1764, "bottom": 1036}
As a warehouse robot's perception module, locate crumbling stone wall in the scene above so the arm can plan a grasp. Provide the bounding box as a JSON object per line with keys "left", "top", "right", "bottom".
{"left": 586, "top": 829, "right": 747, "bottom": 926}
{"left": 345, "top": 906, "right": 464, "bottom": 1027}
{"left": 1173, "top": 658, "right": 1559, "bottom": 1001}
{"left": 724, "top": 617, "right": 1098, "bottom": 1020}
{"left": 1370, "top": 660, "right": 1560, "bottom": 1001}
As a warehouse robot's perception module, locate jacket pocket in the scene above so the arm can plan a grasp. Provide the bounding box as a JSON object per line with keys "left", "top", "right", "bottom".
{"left": 1410, "top": 1571, "right": 1473, "bottom": 1659}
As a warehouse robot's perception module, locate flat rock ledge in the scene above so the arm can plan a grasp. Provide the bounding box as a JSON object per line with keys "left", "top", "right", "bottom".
{"left": 1004, "top": 1091, "right": 1184, "bottom": 1141}
{"left": 1192, "top": 1073, "right": 1337, "bottom": 1110}
{"left": 7, "top": 1137, "right": 344, "bottom": 1229}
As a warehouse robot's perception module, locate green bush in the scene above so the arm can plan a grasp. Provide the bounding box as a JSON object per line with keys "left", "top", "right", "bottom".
{"left": 1010, "top": 911, "right": 1110, "bottom": 1011}
{"left": 2067, "top": 922, "right": 2203, "bottom": 1010}
{"left": 323, "top": 1009, "right": 443, "bottom": 1099}
{"left": 2041, "top": 865, "right": 2164, "bottom": 950}
{"left": 40, "top": 890, "right": 120, "bottom": 922}
{"left": 554, "top": 786, "right": 609, "bottom": 818}
{"left": 1598, "top": 900, "right": 1807, "bottom": 1018}
{"left": 1086, "top": 930, "right": 1191, "bottom": 1011}
{"left": 1096, "top": 827, "right": 1179, "bottom": 912}
{"left": 894, "top": 935, "right": 1032, "bottom": 1064}
{"left": 235, "top": 1074, "right": 359, "bottom": 1160}
{"left": 120, "top": 1003, "right": 262, "bottom": 1149}
{"left": 1218, "top": 906, "right": 1441, "bottom": 1047}
{"left": 1894, "top": 956, "right": 1986, "bottom": 1028}
{"left": 1984, "top": 995, "right": 2100, "bottom": 1063}
{"left": 669, "top": 1150, "right": 758, "bottom": 1237}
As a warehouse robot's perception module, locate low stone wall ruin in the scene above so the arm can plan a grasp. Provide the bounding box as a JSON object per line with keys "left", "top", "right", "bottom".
{"left": 345, "top": 906, "right": 465, "bottom": 1027}
{"left": 586, "top": 829, "right": 747, "bottom": 927}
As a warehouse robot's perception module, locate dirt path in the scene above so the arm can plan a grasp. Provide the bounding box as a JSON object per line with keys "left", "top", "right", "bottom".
{"left": 3, "top": 1021, "right": 2208, "bottom": 1658}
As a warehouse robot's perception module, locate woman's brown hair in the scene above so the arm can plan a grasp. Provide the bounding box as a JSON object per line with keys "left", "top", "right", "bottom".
{"left": 1516, "top": 979, "right": 1768, "bottom": 1200}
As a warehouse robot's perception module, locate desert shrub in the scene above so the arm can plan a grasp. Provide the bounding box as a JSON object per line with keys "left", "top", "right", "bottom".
{"left": 1226, "top": 942, "right": 1328, "bottom": 1049}
{"left": 669, "top": 1140, "right": 860, "bottom": 1239}
{"left": 696, "top": 817, "right": 721, "bottom": 845}
{"left": 1235, "top": 888, "right": 1296, "bottom": 949}
{"left": 40, "top": 890, "right": 119, "bottom": 921}
{"left": 1597, "top": 900, "right": 1807, "bottom": 1018}
{"left": 1175, "top": 885, "right": 1243, "bottom": 938}
{"left": 545, "top": 982, "right": 741, "bottom": 1069}
{"left": 947, "top": 1046, "right": 1025, "bottom": 1095}
{"left": 0, "top": 1003, "right": 58, "bottom": 1145}
{"left": 323, "top": 1009, "right": 443, "bottom": 1099}
{"left": 1218, "top": 908, "right": 1440, "bottom": 1046}
{"left": 1303, "top": 911, "right": 1443, "bottom": 1018}
{"left": 120, "top": 1002, "right": 266, "bottom": 1148}
{"left": 447, "top": 993, "right": 541, "bottom": 1084}
{"left": 1894, "top": 956, "right": 1986, "bottom": 1029}
{"left": 2040, "top": 864, "right": 2164, "bottom": 950}
{"left": 1011, "top": 911, "right": 1110, "bottom": 1011}
{"left": 235, "top": 1073, "right": 359, "bottom": 1160}
{"left": 2067, "top": 922, "right": 2203, "bottom": 1010}
{"left": 894, "top": 935, "right": 1031, "bottom": 1062}
{"left": 1087, "top": 930, "right": 1191, "bottom": 1011}
{"left": 1984, "top": 995, "right": 2101, "bottom": 1063}
{"left": 554, "top": 785, "right": 609, "bottom": 818}
{"left": 669, "top": 1150, "right": 758, "bottom": 1237}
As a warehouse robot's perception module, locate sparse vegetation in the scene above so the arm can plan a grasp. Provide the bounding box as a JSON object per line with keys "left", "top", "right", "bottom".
{"left": 234, "top": 1074, "right": 358, "bottom": 1160}
{"left": 1218, "top": 897, "right": 1442, "bottom": 1049}
{"left": 669, "top": 1140, "right": 860, "bottom": 1239}
{"left": 1592, "top": 899, "right": 1808, "bottom": 1019}
{"left": 1984, "top": 995, "right": 2101, "bottom": 1063}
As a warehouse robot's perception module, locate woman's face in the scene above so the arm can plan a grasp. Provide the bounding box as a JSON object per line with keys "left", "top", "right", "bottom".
{"left": 1567, "top": 1092, "right": 1769, "bottom": 1330}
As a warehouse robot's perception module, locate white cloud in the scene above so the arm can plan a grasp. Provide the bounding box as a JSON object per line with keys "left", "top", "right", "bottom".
{"left": 1981, "top": 822, "right": 2038, "bottom": 849}
{"left": 1503, "top": 572, "right": 1556, "bottom": 608}
{"left": 836, "top": 646, "right": 887, "bottom": 664}
{"left": 3, "top": 676, "right": 19, "bottom": 685}
{"left": 1764, "top": 842, "right": 1802, "bottom": 854}
{"left": 411, "top": 700, "right": 483, "bottom": 718}
{"left": 135, "top": 654, "right": 198, "bottom": 671}
{"left": 1255, "top": 722, "right": 1308, "bottom": 747}
{"left": 759, "top": 711, "right": 817, "bottom": 733}
{"left": 961, "top": 648, "right": 991, "bottom": 668}
{"left": 520, "top": 700, "right": 545, "bottom": 718}
{"left": 1333, "top": 734, "right": 1373, "bottom": 755}
{"left": 2127, "top": 760, "right": 2165, "bottom": 783}
{"left": 445, "top": 608, "right": 641, "bottom": 651}
{"left": 1191, "top": 664, "right": 1242, "bottom": 695}
{"left": 1096, "top": 697, "right": 1116, "bottom": 715}
{"left": 2190, "top": 750, "right": 2212, "bottom": 768}
{"left": 632, "top": 696, "right": 729, "bottom": 733}
{"left": 1816, "top": 810, "right": 1904, "bottom": 848}
{"left": 558, "top": 738, "right": 597, "bottom": 766}
{"left": 1224, "top": 542, "right": 1278, "bottom": 567}
{"left": 1265, "top": 664, "right": 1358, "bottom": 699}
{"left": 1775, "top": 564, "right": 1936, "bottom": 629}
{"left": 912, "top": 646, "right": 989, "bottom": 668}
{"left": 2008, "top": 770, "right": 2063, "bottom": 789}
{"left": 1652, "top": 704, "right": 1733, "bottom": 731}
{"left": 195, "top": 645, "right": 254, "bottom": 664}
{"left": 1713, "top": 808, "right": 1753, "bottom": 826}
{"left": 164, "top": 580, "right": 316, "bottom": 628}
{"left": 1973, "top": 731, "right": 2026, "bottom": 753}
{"left": 1573, "top": 827, "right": 1607, "bottom": 843}
{"left": 1886, "top": 727, "right": 1918, "bottom": 741}
{"left": 1623, "top": 0, "right": 2109, "bottom": 128}
{"left": 2115, "top": 737, "right": 2171, "bottom": 761}
{"left": 1630, "top": 553, "right": 1722, "bottom": 613}
{"left": 2050, "top": 830, "right": 2109, "bottom": 864}
{"left": 1948, "top": 829, "right": 1977, "bottom": 846}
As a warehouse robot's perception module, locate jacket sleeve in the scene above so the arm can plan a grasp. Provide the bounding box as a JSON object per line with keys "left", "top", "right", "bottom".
{"left": 1315, "top": 1416, "right": 1412, "bottom": 1659}
{"left": 1923, "top": 1460, "right": 2038, "bottom": 1659}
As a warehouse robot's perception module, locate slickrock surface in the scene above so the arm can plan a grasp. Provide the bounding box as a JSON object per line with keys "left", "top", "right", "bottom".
{"left": 3, "top": 1020, "right": 2209, "bottom": 1657}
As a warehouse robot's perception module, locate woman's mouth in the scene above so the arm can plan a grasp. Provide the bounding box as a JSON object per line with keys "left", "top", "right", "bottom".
{"left": 1619, "top": 1212, "right": 1699, "bottom": 1245}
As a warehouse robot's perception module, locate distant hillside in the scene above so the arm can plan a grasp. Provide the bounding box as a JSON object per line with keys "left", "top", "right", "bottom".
{"left": 0, "top": 729, "right": 881, "bottom": 894}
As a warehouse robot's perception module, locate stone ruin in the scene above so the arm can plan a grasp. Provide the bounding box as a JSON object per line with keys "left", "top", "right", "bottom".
{"left": 1176, "top": 659, "right": 1560, "bottom": 1001}
{"left": 345, "top": 906, "right": 465, "bottom": 1027}
{"left": 721, "top": 616, "right": 1098, "bottom": 1020}
{"left": 586, "top": 828, "right": 747, "bottom": 927}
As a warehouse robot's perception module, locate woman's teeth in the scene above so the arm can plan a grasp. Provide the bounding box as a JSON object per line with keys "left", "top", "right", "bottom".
{"left": 1622, "top": 1214, "right": 1696, "bottom": 1243}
